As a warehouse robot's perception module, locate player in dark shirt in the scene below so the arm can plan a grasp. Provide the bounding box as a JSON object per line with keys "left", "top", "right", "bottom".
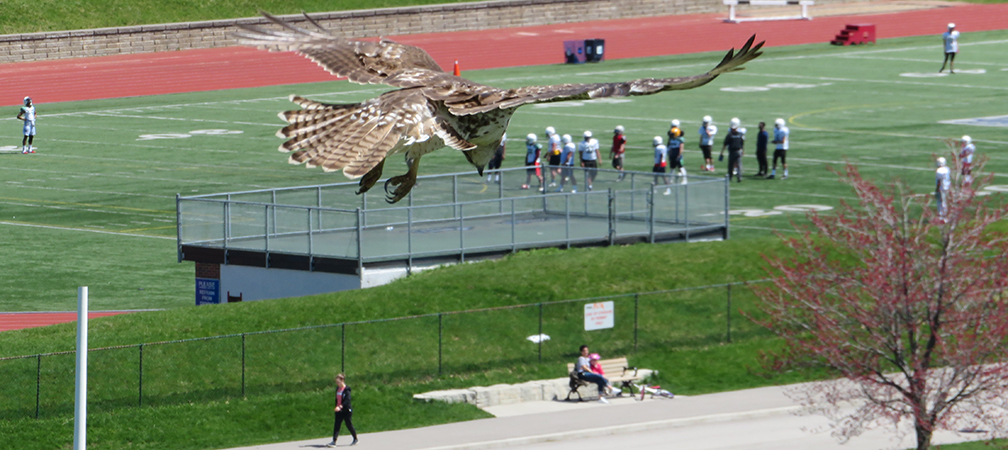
{"left": 755, "top": 122, "right": 768, "bottom": 177}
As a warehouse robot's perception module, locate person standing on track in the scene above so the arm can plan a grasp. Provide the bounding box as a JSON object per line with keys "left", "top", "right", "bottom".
{"left": 578, "top": 131, "right": 601, "bottom": 191}
{"left": 327, "top": 373, "right": 358, "bottom": 447}
{"left": 767, "top": 118, "right": 789, "bottom": 180}
{"left": 17, "top": 97, "right": 36, "bottom": 154}
{"left": 611, "top": 125, "right": 627, "bottom": 181}
{"left": 939, "top": 23, "right": 959, "bottom": 74}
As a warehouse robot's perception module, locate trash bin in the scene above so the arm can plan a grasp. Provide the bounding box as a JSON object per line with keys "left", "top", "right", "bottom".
{"left": 584, "top": 39, "right": 605, "bottom": 63}
{"left": 563, "top": 40, "right": 586, "bottom": 64}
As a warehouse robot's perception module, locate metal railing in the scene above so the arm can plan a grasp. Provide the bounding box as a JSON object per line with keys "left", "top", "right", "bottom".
{"left": 177, "top": 167, "right": 730, "bottom": 266}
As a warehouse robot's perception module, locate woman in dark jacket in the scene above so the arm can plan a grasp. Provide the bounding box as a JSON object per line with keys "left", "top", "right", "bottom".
{"left": 327, "top": 373, "right": 358, "bottom": 447}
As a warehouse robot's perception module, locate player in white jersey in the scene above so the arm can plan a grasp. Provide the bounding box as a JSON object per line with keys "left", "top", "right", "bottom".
{"left": 940, "top": 23, "right": 960, "bottom": 74}
{"left": 545, "top": 126, "right": 563, "bottom": 186}
{"left": 959, "top": 135, "right": 975, "bottom": 184}
{"left": 578, "top": 131, "right": 601, "bottom": 191}
{"left": 17, "top": 97, "right": 37, "bottom": 154}
{"left": 767, "top": 118, "right": 789, "bottom": 179}
{"left": 699, "top": 116, "right": 717, "bottom": 172}
{"left": 651, "top": 136, "right": 670, "bottom": 193}
{"left": 558, "top": 134, "right": 578, "bottom": 193}
{"left": 936, "top": 157, "right": 951, "bottom": 220}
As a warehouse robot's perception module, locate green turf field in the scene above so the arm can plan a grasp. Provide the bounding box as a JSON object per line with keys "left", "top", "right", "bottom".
{"left": 3, "top": 30, "right": 1006, "bottom": 312}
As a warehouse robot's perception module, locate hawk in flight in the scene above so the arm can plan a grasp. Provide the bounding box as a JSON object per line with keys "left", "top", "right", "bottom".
{"left": 237, "top": 14, "right": 764, "bottom": 203}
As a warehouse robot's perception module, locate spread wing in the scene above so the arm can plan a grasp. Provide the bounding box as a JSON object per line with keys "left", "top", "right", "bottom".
{"left": 234, "top": 12, "right": 448, "bottom": 88}
{"left": 439, "top": 35, "right": 765, "bottom": 116}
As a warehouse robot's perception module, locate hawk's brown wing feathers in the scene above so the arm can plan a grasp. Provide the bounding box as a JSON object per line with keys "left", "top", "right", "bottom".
{"left": 280, "top": 94, "right": 419, "bottom": 178}
{"left": 442, "top": 35, "right": 764, "bottom": 116}
{"left": 235, "top": 12, "right": 445, "bottom": 87}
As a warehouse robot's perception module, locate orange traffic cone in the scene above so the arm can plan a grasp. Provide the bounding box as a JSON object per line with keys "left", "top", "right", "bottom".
{"left": 453, "top": 60, "right": 460, "bottom": 77}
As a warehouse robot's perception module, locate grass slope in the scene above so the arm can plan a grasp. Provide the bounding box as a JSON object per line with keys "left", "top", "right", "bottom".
{"left": 0, "top": 1, "right": 477, "bottom": 34}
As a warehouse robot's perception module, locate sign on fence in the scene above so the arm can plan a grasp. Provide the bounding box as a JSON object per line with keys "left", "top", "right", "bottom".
{"left": 584, "top": 301, "right": 614, "bottom": 331}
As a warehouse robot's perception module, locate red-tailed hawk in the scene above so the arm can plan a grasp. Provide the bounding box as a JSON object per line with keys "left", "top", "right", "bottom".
{"left": 236, "top": 14, "right": 764, "bottom": 203}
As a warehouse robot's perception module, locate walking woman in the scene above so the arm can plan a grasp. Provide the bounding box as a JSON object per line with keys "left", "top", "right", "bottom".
{"left": 327, "top": 373, "right": 358, "bottom": 447}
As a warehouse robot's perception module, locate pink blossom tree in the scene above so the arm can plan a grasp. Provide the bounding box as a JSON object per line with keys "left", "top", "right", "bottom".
{"left": 753, "top": 158, "right": 1008, "bottom": 450}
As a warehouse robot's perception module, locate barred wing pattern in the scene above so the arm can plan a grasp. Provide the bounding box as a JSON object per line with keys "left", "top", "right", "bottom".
{"left": 235, "top": 13, "right": 446, "bottom": 87}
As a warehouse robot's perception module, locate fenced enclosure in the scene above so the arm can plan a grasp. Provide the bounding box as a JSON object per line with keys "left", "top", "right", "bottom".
{"left": 176, "top": 167, "right": 730, "bottom": 270}
{"left": 0, "top": 280, "right": 768, "bottom": 421}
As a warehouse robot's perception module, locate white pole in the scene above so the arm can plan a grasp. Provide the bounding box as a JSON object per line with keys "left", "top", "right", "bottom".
{"left": 73, "top": 286, "right": 88, "bottom": 450}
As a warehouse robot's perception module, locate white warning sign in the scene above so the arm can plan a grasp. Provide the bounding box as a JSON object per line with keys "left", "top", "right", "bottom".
{"left": 584, "top": 301, "right": 615, "bottom": 331}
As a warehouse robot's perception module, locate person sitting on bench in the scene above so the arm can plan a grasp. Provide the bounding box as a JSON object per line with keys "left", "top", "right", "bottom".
{"left": 576, "top": 345, "right": 611, "bottom": 403}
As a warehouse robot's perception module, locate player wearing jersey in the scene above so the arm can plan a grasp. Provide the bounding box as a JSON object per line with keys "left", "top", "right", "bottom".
{"left": 940, "top": 23, "right": 959, "bottom": 74}
{"left": 578, "top": 131, "right": 601, "bottom": 191}
{"left": 959, "top": 135, "right": 975, "bottom": 185}
{"left": 486, "top": 132, "right": 506, "bottom": 184}
{"left": 545, "top": 126, "right": 563, "bottom": 187}
{"left": 17, "top": 97, "right": 36, "bottom": 154}
{"left": 720, "top": 118, "right": 744, "bottom": 183}
{"left": 667, "top": 125, "right": 685, "bottom": 182}
{"left": 755, "top": 122, "right": 769, "bottom": 177}
{"left": 699, "top": 116, "right": 717, "bottom": 172}
{"left": 523, "top": 134, "right": 544, "bottom": 191}
{"left": 936, "top": 157, "right": 951, "bottom": 220}
{"left": 652, "top": 136, "right": 669, "bottom": 189}
{"left": 558, "top": 134, "right": 578, "bottom": 193}
{"left": 611, "top": 125, "right": 627, "bottom": 181}
{"left": 767, "top": 118, "right": 789, "bottom": 179}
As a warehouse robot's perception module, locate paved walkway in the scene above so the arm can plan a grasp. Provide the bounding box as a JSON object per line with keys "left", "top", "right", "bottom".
{"left": 220, "top": 384, "right": 994, "bottom": 450}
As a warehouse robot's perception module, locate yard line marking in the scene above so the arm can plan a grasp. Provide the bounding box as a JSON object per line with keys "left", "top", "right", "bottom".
{"left": 4, "top": 184, "right": 173, "bottom": 199}
{"left": 836, "top": 55, "right": 1008, "bottom": 67}
{"left": 0, "top": 196, "right": 171, "bottom": 214}
{"left": 734, "top": 71, "right": 1008, "bottom": 91}
{"left": 0, "top": 200, "right": 173, "bottom": 220}
{"left": 0, "top": 165, "right": 277, "bottom": 189}
{"left": 0, "top": 221, "right": 174, "bottom": 240}
{"left": 83, "top": 111, "right": 278, "bottom": 127}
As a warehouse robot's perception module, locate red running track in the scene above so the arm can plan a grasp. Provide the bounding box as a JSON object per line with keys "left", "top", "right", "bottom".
{"left": 0, "top": 312, "right": 131, "bottom": 332}
{"left": 1, "top": 3, "right": 1006, "bottom": 331}
{"left": 0, "top": 3, "right": 1006, "bottom": 107}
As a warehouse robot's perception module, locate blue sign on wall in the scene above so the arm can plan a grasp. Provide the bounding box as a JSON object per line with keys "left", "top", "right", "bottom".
{"left": 196, "top": 278, "right": 220, "bottom": 305}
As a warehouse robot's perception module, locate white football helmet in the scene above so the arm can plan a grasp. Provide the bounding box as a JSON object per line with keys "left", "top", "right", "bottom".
{"left": 653, "top": 136, "right": 663, "bottom": 146}
{"left": 948, "top": 23, "right": 955, "bottom": 29}
{"left": 937, "top": 157, "right": 947, "bottom": 168}
{"left": 670, "top": 119, "right": 680, "bottom": 128}
{"left": 545, "top": 126, "right": 556, "bottom": 136}
{"left": 23, "top": 96, "right": 31, "bottom": 105}
{"left": 962, "top": 135, "right": 972, "bottom": 144}
{"left": 583, "top": 131, "right": 593, "bottom": 139}
{"left": 526, "top": 133, "right": 537, "bottom": 143}
{"left": 562, "top": 134, "right": 572, "bottom": 144}
{"left": 729, "top": 117, "right": 740, "bottom": 129}
{"left": 702, "top": 115, "right": 712, "bottom": 124}
{"left": 614, "top": 125, "right": 625, "bottom": 134}
{"left": 707, "top": 125, "right": 718, "bottom": 136}
{"left": 775, "top": 118, "right": 785, "bottom": 128}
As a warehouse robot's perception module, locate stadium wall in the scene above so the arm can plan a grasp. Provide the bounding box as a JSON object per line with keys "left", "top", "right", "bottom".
{"left": 0, "top": 0, "right": 861, "bottom": 64}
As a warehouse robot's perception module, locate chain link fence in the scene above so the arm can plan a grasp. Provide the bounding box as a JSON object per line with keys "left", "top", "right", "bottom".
{"left": 0, "top": 280, "right": 767, "bottom": 420}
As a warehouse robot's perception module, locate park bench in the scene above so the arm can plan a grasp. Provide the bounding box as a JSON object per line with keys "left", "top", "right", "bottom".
{"left": 565, "top": 356, "right": 642, "bottom": 401}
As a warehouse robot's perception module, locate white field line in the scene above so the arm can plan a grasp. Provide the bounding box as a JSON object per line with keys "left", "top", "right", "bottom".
{"left": 0, "top": 199, "right": 171, "bottom": 219}
{"left": 9, "top": 150, "right": 273, "bottom": 171}
{"left": 1, "top": 164, "right": 276, "bottom": 189}
{"left": 836, "top": 55, "right": 1008, "bottom": 67}
{"left": 733, "top": 71, "right": 1008, "bottom": 91}
{"left": 81, "top": 111, "right": 278, "bottom": 127}
{"left": 0, "top": 221, "right": 174, "bottom": 240}
{"left": 4, "top": 183, "right": 172, "bottom": 199}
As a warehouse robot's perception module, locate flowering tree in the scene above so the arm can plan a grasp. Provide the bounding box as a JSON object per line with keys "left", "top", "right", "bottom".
{"left": 753, "top": 158, "right": 1008, "bottom": 450}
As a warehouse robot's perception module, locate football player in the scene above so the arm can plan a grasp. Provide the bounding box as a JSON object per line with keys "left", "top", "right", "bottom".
{"left": 768, "top": 118, "right": 789, "bottom": 179}
{"left": 16, "top": 97, "right": 36, "bottom": 154}
{"left": 545, "top": 126, "right": 562, "bottom": 186}
{"left": 611, "top": 125, "right": 626, "bottom": 181}
{"left": 959, "top": 135, "right": 975, "bottom": 185}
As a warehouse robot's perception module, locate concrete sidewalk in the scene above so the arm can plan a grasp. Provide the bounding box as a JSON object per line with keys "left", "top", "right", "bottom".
{"left": 221, "top": 385, "right": 801, "bottom": 450}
